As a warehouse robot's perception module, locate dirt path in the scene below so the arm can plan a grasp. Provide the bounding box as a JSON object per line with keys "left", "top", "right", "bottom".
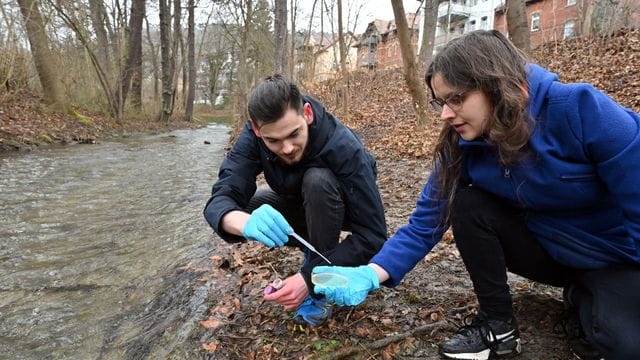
{"left": 198, "top": 157, "right": 574, "bottom": 359}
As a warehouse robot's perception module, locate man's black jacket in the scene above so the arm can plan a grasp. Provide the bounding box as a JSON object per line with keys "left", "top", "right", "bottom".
{"left": 203, "top": 96, "right": 387, "bottom": 291}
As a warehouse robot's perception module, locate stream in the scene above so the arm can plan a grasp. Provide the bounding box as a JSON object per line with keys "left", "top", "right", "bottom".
{"left": 0, "top": 125, "right": 229, "bottom": 359}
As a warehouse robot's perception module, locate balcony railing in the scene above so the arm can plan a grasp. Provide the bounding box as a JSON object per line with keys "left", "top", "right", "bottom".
{"left": 437, "top": 2, "right": 470, "bottom": 23}
{"left": 434, "top": 32, "right": 464, "bottom": 49}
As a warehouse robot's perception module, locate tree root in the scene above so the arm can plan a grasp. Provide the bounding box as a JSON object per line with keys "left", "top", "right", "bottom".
{"left": 317, "top": 320, "right": 455, "bottom": 360}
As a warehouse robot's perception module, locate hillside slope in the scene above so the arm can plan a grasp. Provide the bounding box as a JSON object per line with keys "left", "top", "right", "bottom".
{"left": 307, "top": 28, "right": 639, "bottom": 161}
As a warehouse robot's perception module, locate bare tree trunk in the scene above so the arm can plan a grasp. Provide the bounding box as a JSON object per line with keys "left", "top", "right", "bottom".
{"left": 418, "top": 0, "right": 439, "bottom": 65}
{"left": 114, "top": 0, "right": 145, "bottom": 119}
{"left": 131, "top": 54, "right": 143, "bottom": 110}
{"left": 159, "top": 0, "right": 173, "bottom": 122}
{"left": 315, "top": 1, "right": 324, "bottom": 82}
{"left": 17, "top": 0, "right": 66, "bottom": 110}
{"left": 390, "top": 0, "right": 430, "bottom": 126}
{"left": 235, "top": 0, "right": 253, "bottom": 127}
{"left": 180, "top": 9, "right": 188, "bottom": 111}
{"left": 323, "top": 0, "right": 339, "bottom": 73}
{"left": 185, "top": 0, "right": 195, "bottom": 121}
{"left": 171, "top": 0, "right": 182, "bottom": 116}
{"left": 88, "top": 0, "right": 112, "bottom": 77}
{"left": 337, "top": 0, "right": 348, "bottom": 119}
{"left": 301, "top": 0, "right": 318, "bottom": 82}
{"left": 131, "top": 2, "right": 144, "bottom": 112}
{"left": 581, "top": 0, "right": 595, "bottom": 36}
{"left": 506, "top": 0, "right": 530, "bottom": 52}
{"left": 274, "top": 0, "right": 287, "bottom": 74}
{"left": 289, "top": 0, "right": 298, "bottom": 80}
{"left": 145, "top": 15, "right": 160, "bottom": 103}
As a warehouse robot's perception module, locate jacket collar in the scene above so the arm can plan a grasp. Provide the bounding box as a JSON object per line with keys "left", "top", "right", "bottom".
{"left": 302, "top": 95, "right": 334, "bottom": 159}
{"left": 459, "top": 138, "right": 492, "bottom": 148}
{"left": 526, "top": 63, "right": 558, "bottom": 119}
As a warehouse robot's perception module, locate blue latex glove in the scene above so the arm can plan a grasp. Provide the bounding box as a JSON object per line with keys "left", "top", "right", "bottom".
{"left": 313, "top": 265, "right": 379, "bottom": 306}
{"left": 242, "top": 204, "right": 292, "bottom": 248}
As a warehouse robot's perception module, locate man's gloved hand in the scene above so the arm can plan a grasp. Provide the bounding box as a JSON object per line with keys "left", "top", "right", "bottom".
{"left": 242, "top": 204, "right": 292, "bottom": 248}
{"left": 313, "top": 265, "right": 379, "bottom": 306}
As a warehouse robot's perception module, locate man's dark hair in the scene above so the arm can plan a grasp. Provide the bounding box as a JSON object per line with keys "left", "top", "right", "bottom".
{"left": 248, "top": 74, "right": 304, "bottom": 125}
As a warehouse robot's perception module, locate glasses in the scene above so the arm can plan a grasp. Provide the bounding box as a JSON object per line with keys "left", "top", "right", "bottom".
{"left": 429, "top": 91, "right": 469, "bottom": 114}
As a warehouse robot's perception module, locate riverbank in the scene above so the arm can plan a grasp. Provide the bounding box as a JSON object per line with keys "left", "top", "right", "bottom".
{"left": 0, "top": 90, "right": 208, "bottom": 152}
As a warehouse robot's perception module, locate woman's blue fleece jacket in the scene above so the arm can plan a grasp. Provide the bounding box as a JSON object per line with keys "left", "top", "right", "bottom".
{"left": 371, "top": 64, "right": 640, "bottom": 287}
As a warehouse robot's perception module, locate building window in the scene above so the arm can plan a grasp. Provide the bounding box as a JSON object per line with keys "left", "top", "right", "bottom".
{"left": 563, "top": 20, "right": 575, "bottom": 38}
{"left": 567, "top": 0, "right": 576, "bottom": 5}
{"left": 458, "top": 24, "right": 465, "bottom": 34}
{"left": 531, "top": 13, "right": 540, "bottom": 31}
{"left": 469, "top": 20, "right": 477, "bottom": 31}
{"left": 481, "top": 16, "right": 488, "bottom": 29}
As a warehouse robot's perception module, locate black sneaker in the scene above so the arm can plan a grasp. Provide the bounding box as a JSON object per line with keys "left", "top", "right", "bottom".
{"left": 569, "top": 337, "right": 605, "bottom": 360}
{"left": 439, "top": 314, "right": 521, "bottom": 359}
{"left": 560, "top": 286, "right": 605, "bottom": 360}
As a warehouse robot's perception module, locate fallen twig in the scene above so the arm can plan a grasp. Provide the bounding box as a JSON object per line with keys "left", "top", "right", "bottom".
{"left": 316, "top": 320, "right": 455, "bottom": 360}
{"left": 343, "top": 307, "right": 355, "bottom": 325}
{"left": 446, "top": 304, "right": 476, "bottom": 316}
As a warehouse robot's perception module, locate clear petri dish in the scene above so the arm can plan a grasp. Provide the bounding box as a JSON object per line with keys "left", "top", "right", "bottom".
{"left": 311, "top": 272, "right": 349, "bottom": 287}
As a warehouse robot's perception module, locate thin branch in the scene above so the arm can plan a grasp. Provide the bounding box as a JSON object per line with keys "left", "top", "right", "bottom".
{"left": 317, "top": 320, "right": 455, "bottom": 360}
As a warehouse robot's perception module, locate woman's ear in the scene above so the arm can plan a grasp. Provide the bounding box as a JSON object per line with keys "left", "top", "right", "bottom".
{"left": 303, "top": 103, "right": 314, "bottom": 125}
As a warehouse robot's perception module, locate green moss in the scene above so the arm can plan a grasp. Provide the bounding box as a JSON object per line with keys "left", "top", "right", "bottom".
{"left": 406, "top": 292, "right": 422, "bottom": 304}
{"left": 312, "top": 339, "right": 341, "bottom": 352}
{"left": 40, "top": 134, "right": 53, "bottom": 143}
{"left": 68, "top": 109, "right": 94, "bottom": 126}
{"left": 3, "top": 140, "right": 22, "bottom": 149}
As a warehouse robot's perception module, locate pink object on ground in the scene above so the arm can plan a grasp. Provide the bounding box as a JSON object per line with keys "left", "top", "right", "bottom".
{"left": 263, "top": 278, "right": 283, "bottom": 295}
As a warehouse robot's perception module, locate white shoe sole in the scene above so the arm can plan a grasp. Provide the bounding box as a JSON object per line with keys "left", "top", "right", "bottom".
{"left": 441, "top": 339, "right": 522, "bottom": 360}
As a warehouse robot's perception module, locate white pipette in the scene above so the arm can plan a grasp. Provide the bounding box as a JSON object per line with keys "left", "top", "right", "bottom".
{"left": 289, "top": 232, "right": 332, "bottom": 264}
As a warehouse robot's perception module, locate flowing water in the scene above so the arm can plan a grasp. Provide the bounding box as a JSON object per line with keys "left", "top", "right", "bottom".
{"left": 0, "top": 125, "right": 230, "bottom": 359}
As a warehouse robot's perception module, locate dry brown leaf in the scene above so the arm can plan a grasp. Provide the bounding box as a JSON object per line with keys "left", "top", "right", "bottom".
{"left": 201, "top": 340, "right": 219, "bottom": 352}
{"left": 200, "top": 319, "right": 222, "bottom": 328}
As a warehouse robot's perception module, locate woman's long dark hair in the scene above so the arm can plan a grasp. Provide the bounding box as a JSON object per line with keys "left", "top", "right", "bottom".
{"left": 425, "top": 30, "right": 533, "bottom": 221}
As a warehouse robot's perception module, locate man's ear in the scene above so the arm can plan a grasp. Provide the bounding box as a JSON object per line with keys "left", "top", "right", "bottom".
{"left": 303, "top": 103, "right": 314, "bottom": 125}
{"left": 249, "top": 121, "right": 261, "bottom": 137}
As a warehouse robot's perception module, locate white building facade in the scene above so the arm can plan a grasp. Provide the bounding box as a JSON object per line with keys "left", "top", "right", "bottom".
{"left": 433, "top": 0, "right": 504, "bottom": 51}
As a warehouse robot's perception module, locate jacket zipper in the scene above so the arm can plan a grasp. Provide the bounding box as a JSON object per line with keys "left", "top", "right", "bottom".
{"left": 504, "top": 168, "right": 511, "bottom": 178}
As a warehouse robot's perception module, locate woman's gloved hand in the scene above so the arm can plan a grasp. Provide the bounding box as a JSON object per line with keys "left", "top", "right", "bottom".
{"left": 242, "top": 204, "right": 292, "bottom": 248}
{"left": 313, "top": 265, "right": 379, "bottom": 306}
